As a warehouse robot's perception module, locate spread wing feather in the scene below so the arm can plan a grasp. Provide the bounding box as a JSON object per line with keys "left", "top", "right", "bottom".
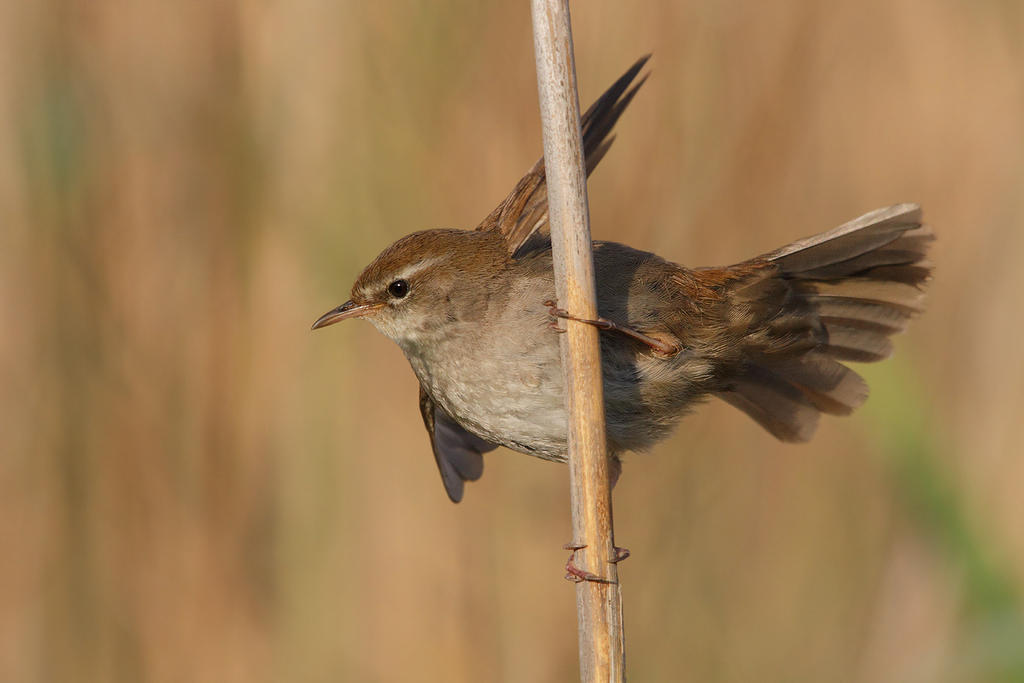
{"left": 418, "top": 385, "right": 497, "bottom": 502}
{"left": 476, "top": 56, "right": 650, "bottom": 257}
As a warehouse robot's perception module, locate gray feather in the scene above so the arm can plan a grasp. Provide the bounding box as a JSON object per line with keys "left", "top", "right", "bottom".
{"left": 767, "top": 355, "right": 869, "bottom": 415}
{"left": 719, "top": 204, "right": 931, "bottom": 441}
{"left": 418, "top": 385, "right": 497, "bottom": 503}
{"left": 768, "top": 204, "right": 923, "bottom": 274}
{"left": 717, "top": 365, "right": 820, "bottom": 442}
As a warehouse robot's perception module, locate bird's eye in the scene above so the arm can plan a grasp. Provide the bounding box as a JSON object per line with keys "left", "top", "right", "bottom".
{"left": 387, "top": 279, "right": 409, "bottom": 299}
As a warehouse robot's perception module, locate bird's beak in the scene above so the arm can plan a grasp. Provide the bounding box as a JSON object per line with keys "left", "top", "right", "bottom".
{"left": 311, "top": 300, "right": 382, "bottom": 330}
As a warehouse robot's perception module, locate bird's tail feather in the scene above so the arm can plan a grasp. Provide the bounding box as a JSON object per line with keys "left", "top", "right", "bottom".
{"left": 716, "top": 204, "right": 932, "bottom": 442}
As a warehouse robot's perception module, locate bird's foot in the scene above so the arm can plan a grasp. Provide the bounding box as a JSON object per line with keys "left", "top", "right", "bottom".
{"left": 543, "top": 300, "right": 680, "bottom": 356}
{"left": 562, "top": 543, "right": 618, "bottom": 584}
{"left": 543, "top": 300, "right": 568, "bottom": 333}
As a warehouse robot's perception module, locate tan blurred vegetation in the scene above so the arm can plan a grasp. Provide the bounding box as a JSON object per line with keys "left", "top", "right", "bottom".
{"left": 2, "top": 1, "right": 1023, "bottom": 681}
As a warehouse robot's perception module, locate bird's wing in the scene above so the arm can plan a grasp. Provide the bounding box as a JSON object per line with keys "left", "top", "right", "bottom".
{"left": 475, "top": 55, "right": 649, "bottom": 258}
{"left": 418, "top": 384, "right": 498, "bottom": 503}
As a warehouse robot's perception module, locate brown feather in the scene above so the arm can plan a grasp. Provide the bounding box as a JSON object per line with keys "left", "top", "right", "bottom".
{"left": 772, "top": 354, "right": 869, "bottom": 415}
{"left": 712, "top": 204, "right": 931, "bottom": 440}
{"left": 476, "top": 56, "right": 650, "bottom": 256}
{"left": 716, "top": 367, "right": 820, "bottom": 442}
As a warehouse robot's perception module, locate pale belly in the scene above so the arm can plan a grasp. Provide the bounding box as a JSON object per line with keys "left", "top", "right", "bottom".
{"left": 403, "top": 315, "right": 572, "bottom": 461}
{"left": 397, "top": 290, "right": 700, "bottom": 461}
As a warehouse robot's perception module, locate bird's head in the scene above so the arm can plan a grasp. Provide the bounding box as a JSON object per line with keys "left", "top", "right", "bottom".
{"left": 311, "top": 229, "right": 511, "bottom": 350}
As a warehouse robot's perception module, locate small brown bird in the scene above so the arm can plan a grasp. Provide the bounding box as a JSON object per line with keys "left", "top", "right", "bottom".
{"left": 313, "top": 57, "right": 932, "bottom": 502}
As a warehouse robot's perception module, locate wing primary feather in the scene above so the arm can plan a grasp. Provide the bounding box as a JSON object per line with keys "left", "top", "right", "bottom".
{"left": 418, "top": 385, "right": 496, "bottom": 503}
{"left": 477, "top": 56, "right": 651, "bottom": 256}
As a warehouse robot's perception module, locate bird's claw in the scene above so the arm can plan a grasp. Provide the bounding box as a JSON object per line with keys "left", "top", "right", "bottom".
{"left": 562, "top": 543, "right": 620, "bottom": 584}
{"left": 544, "top": 300, "right": 569, "bottom": 333}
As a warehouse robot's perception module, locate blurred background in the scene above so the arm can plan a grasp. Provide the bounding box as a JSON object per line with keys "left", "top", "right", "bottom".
{"left": 3, "top": 1, "right": 1023, "bottom": 681}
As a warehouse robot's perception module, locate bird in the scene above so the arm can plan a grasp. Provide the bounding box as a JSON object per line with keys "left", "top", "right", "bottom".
{"left": 312, "top": 56, "right": 933, "bottom": 502}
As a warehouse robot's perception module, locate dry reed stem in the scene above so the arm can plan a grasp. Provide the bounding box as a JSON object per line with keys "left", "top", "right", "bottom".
{"left": 530, "top": 1, "right": 626, "bottom": 680}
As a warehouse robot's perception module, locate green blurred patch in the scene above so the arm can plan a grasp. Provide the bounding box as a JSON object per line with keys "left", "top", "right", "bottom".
{"left": 864, "top": 361, "right": 1024, "bottom": 682}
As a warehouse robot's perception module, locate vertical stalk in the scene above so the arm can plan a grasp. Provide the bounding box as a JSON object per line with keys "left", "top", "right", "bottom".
{"left": 530, "top": 1, "right": 625, "bottom": 680}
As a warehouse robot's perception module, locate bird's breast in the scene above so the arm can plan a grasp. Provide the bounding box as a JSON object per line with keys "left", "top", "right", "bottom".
{"left": 402, "top": 308, "right": 570, "bottom": 461}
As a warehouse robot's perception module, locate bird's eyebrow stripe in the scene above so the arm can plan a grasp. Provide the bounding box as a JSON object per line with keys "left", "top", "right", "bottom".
{"left": 391, "top": 255, "right": 447, "bottom": 283}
